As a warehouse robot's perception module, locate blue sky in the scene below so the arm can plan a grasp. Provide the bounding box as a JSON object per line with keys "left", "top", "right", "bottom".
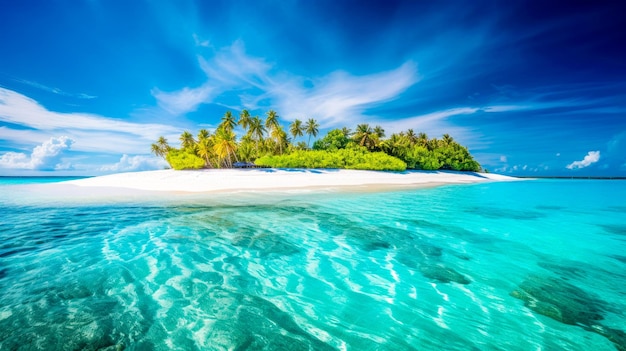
{"left": 1, "top": 0, "right": 625, "bottom": 176}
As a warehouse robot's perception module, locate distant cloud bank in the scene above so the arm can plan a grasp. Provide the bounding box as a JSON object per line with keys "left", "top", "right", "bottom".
{"left": 100, "top": 154, "right": 169, "bottom": 173}
{"left": 0, "top": 136, "right": 74, "bottom": 170}
{"left": 566, "top": 151, "right": 600, "bottom": 169}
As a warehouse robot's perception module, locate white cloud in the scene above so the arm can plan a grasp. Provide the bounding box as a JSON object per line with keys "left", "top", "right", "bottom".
{"left": 199, "top": 42, "right": 273, "bottom": 85}
{"left": 272, "top": 61, "right": 419, "bottom": 126}
{"left": 566, "top": 151, "right": 600, "bottom": 169}
{"left": 152, "top": 41, "right": 420, "bottom": 127}
{"left": 0, "top": 136, "right": 74, "bottom": 170}
{"left": 0, "top": 88, "right": 180, "bottom": 155}
{"left": 152, "top": 84, "right": 216, "bottom": 115}
{"left": 0, "top": 88, "right": 177, "bottom": 136}
{"left": 100, "top": 154, "right": 169, "bottom": 173}
{"left": 0, "top": 152, "right": 31, "bottom": 169}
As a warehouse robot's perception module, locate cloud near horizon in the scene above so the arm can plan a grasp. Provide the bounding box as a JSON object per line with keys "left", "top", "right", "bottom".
{"left": 566, "top": 151, "right": 601, "bottom": 169}
{"left": 100, "top": 154, "right": 169, "bottom": 173}
{"left": 0, "top": 87, "right": 181, "bottom": 155}
{"left": 0, "top": 136, "right": 74, "bottom": 170}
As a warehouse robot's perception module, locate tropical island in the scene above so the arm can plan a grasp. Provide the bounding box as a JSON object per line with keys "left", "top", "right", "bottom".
{"left": 151, "top": 109, "right": 482, "bottom": 172}
{"left": 60, "top": 109, "right": 504, "bottom": 193}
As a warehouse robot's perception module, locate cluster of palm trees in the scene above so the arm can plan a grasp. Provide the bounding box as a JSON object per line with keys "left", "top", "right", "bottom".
{"left": 343, "top": 124, "right": 455, "bottom": 154}
{"left": 310, "top": 124, "right": 481, "bottom": 171}
{"left": 381, "top": 129, "right": 455, "bottom": 154}
{"left": 151, "top": 109, "right": 320, "bottom": 168}
{"left": 152, "top": 110, "right": 481, "bottom": 171}
{"left": 380, "top": 130, "right": 479, "bottom": 171}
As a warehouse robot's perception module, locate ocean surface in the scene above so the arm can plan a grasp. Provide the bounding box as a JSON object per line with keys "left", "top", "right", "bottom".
{"left": 0, "top": 177, "right": 625, "bottom": 351}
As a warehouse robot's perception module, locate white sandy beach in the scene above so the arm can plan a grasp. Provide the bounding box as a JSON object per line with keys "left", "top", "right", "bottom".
{"left": 64, "top": 169, "right": 518, "bottom": 193}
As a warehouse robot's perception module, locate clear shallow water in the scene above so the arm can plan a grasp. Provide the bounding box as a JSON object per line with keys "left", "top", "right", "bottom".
{"left": 0, "top": 176, "right": 87, "bottom": 185}
{"left": 0, "top": 179, "right": 625, "bottom": 350}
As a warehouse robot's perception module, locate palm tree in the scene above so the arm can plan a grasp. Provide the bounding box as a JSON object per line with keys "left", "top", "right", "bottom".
{"left": 196, "top": 136, "right": 215, "bottom": 168}
{"left": 265, "top": 110, "right": 279, "bottom": 134}
{"left": 248, "top": 116, "right": 266, "bottom": 154}
{"left": 151, "top": 136, "right": 170, "bottom": 158}
{"left": 406, "top": 129, "right": 417, "bottom": 145}
{"left": 340, "top": 127, "right": 352, "bottom": 137}
{"left": 197, "top": 129, "right": 211, "bottom": 141}
{"left": 353, "top": 124, "right": 376, "bottom": 150}
{"left": 381, "top": 133, "right": 408, "bottom": 158}
{"left": 374, "top": 125, "right": 385, "bottom": 139}
{"left": 157, "top": 136, "right": 169, "bottom": 149}
{"left": 417, "top": 132, "right": 429, "bottom": 147}
{"left": 237, "top": 140, "right": 255, "bottom": 162}
{"left": 213, "top": 127, "right": 238, "bottom": 168}
{"left": 238, "top": 109, "right": 252, "bottom": 132}
{"left": 196, "top": 129, "right": 214, "bottom": 167}
{"left": 304, "top": 118, "right": 319, "bottom": 148}
{"left": 271, "top": 125, "right": 288, "bottom": 154}
{"left": 151, "top": 143, "right": 162, "bottom": 157}
{"left": 220, "top": 111, "right": 236, "bottom": 133}
{"left": 180, "top": 131, "right": 196, "bottom": 150}
{"left": 289, "top": 119, "right": 304, "bottom": 143}
{"left": 427, "top": 137, "right": 439, "bottom": 151}
{"left": 442, "top": 133, "right": 454, "bottom": 146}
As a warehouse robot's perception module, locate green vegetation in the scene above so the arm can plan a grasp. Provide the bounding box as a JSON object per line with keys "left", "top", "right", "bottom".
{"left": 151, "top": 110, "right": 481, "bottom": 171}
{"left": 165, "top": 149, "right": 205, "bottom": 170}
{"left": 255, "top": 147, "right": 406, "bottom": 171}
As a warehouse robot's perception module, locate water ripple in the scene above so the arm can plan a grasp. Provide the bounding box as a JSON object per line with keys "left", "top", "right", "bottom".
{"left": 1, "top": 181, "right": 625, "bottom": 350}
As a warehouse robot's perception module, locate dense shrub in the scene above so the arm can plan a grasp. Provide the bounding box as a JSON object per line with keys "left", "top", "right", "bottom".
{"left": 313, "top": 129, "right": 351, "bottom": 151}
{"left": 389, "top": 143, "right": 481, "bottom": 171}
{"left": 255, "top": 147, "right": 406, "bottom": 171}
{"left": 165, "top": 149, "right": 206, "bottom": 170}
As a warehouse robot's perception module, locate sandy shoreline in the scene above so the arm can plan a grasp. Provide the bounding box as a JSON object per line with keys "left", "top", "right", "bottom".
{"left": 63, "top": 169, "right": 519, "bottom": 193}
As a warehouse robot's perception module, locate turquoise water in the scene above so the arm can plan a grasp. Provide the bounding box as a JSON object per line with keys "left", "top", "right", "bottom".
{"left": 0, "top": 176, "right": 87, "bottom": 185}
{"left": 1, "top": 179, "right": 625, "bottom": 350}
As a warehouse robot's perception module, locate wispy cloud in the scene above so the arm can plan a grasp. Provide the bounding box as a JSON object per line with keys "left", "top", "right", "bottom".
{"left": 272, "top": 62, "right": 419, "bottom": 126}
{"left": 152, "top": 84, "right": 216, "bottom": 115}
{"left": 566, "top": 151, "right": 600, "bottom": 169}
{"left": 0, "top": 88, "right": 180, "bottom": 155}
{"left": 383, "top": 107, "right": 480, "bottom": 127}
{"left": 193, "top": 33, "right": 211, "bottom": 48}
{"left": 0, "top": 136, "right": 74, "bottom": 170}
{"left": 152, "top": 41, "right": 420, "bottom": 126}
{"left": 198, "top": 42, "right": 273, "bottom": 87}
{"left": 15, "top": 79, "right": 96, "bottom": 99}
